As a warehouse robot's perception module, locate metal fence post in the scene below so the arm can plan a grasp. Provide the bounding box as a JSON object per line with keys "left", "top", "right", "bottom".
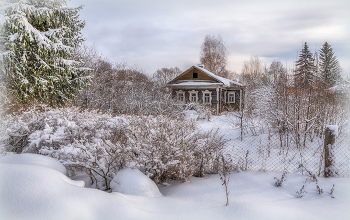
{"left": 324, "top": 126, "right": 336, "bottom": 178}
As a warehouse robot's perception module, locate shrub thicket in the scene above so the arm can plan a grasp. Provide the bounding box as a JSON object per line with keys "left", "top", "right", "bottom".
{"left": 2, "top": 106, "right": 226, "bottom": 190}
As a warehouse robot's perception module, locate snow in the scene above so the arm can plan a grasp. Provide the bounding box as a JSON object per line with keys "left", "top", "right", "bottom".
{"left": 110, "top": 168, "right": 162, "bottom": 197}
{"left": 195, "top": 113, "right": 350, "bottom": 177}
{"left": 168, "top": 65, "right": 243, "bottom": 88}
{"left": 195, "top": 65, "right": 244, "bottom": 87}
{"left": 1, "top": 112, "right": 349, "bottom": 219}
{"left": 327, "top": 125, "right": 338, "bottom": 136}
{"left": 173, "top": 82, "right": 223, "bottom": 86}
{"left": 0, "top": 153, "right": 67, "bottom": 175}
{"left": 14, "top": 13, "right": 51, "bottom": 47}
{"left": 328, "top": 80, "right": 350, "bottom": 92}
{"left": 9, "top": 33, "right": 19, "bottom": 41}
{"left": 0, "top": 160, "right": 349, "bottom": 220}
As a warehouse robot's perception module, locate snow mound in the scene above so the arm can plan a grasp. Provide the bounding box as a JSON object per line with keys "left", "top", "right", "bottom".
{"left": 61, "top": 175, "right": 85, "bottom": 187}
{"left": 1, "top": 163, "right": 350, "bottom": 220}
{"left": 0, "top": 153, "right": 67, "bottom": 175}
{"left": 0, "top": 163, "right": 105, "bottom": 220}
{"left": 326, "top": 125, "right": 338, "bottom": 136}
{"left": 110, "top": 168, "right": 162, "bottom": 197}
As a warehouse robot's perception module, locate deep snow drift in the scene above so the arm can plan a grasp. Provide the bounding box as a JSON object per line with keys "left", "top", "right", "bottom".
{"left": 0, "top": 153, "right": 349, "bottom": 220}
{"left": 0, "top": 153, "right": 67, "bottom": 175}
{"left": 110, "top": 168, "right": 162, "bottom": 197}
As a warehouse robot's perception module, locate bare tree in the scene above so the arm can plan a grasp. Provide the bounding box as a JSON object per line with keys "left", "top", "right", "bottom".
{"left": 199, "top": 34, "right": 229, "bottom": 77}
{"left": 73, "top": 44, "right": 178, "bottom": 115}
{"left": 152, "top": 67, "right": 182, "bottom": 86}
{"left": 238, "top": 56, "right": 264, "bottom": 128}
{"left": 226, "top": 70, "right": 240, "bottom": 82}
{"left": 240, "top": 55, "right": 263, "bottom": 90}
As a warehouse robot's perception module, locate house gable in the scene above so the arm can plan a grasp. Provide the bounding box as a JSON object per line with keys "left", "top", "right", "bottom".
{"left": 168, "top": 66, "right": 220, "bottom": 83}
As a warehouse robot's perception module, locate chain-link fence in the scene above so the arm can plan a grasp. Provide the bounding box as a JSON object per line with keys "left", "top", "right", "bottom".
{"left": 223, "top": 129, "right": 350, "bottom": 177}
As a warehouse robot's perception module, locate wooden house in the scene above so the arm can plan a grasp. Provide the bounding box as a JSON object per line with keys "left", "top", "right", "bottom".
{"left": 167, "top": 65, "right": 245, "bottom": 114}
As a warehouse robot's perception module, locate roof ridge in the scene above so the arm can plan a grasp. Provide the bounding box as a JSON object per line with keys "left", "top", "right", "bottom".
{"left": 167, "top": 65, "right": 244, "bottom": 87}
{"left": 194, "top": 65, "right": 243, "bottom": 87}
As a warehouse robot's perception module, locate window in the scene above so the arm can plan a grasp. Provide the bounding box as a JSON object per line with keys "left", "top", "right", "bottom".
{"left": 189, "top": 90, "right": 198, "bottom": 103}
{"left": 193, "top": 72, "right": 198, "bottom": 78}
{"left": 204, "top": 93, "right": 210, "bottom": 103}
{"left": 202, "top": 90, "right": 212, "bottom": 104}
{"left": 176, "top": 90, "right": 185, "bottom": 102}
{"left": 178, "top": 93, "right": 184, "bottom": 102}
{"left": 191, "top": 93, "right": 197, "bottom": 102}
{"left": 228, "top": 91, "right": 235, "bottom": 103}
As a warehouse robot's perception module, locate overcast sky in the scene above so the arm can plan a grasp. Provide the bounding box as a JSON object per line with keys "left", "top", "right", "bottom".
{"left": 68, "top": 0, "right": 350, "bottom": 76}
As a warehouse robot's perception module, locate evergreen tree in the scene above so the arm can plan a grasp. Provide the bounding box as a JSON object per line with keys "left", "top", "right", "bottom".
{"left": 319, "top": 42, "right": 341, "bottom": 86}
{"left": 0, "top": 0, "right": 90, "bottom": 107}
{"left": 295, "top": 42, "right": 316, "bottom": 88}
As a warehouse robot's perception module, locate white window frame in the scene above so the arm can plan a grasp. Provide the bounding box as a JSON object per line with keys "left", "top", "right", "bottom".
{"left": 176, "top": 90, "right": 185, "bottom": 102}
{"left": 227, "top": 91, "right": 235, "bottom": 104}
{"left": 202, "top": 90, "right": 212, "bottom": 104}
{"left": 189, "top": 90, "right": 198, "bottom": 103}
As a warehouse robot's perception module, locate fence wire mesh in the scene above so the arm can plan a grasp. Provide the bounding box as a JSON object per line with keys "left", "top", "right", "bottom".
{"left": 223, "top": 130, "right": 350, "bottom": 177}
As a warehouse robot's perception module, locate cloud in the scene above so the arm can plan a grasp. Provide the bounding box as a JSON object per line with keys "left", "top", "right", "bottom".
{"left": 70, "top": 0, "right": 350, "bottom": 74}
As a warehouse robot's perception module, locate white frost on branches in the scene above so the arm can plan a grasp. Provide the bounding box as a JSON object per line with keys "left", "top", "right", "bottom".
{"left": 3, "top": 106, "right": 226, "bottom": 190}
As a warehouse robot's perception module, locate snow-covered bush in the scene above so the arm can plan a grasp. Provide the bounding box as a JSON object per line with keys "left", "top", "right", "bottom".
{"left": 126, "top": 115, "right": 199, "bottom": 184}
{"left": 3, "top": 106, "right": 226, "bottom": 189}
{"left": 195, "top": 129, "right": 226, "bottom": 176}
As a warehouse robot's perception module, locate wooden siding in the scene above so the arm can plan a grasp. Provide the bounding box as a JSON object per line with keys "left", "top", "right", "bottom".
{"left": 175, "top": 68, "right": 218, "bottom": 81}
{"left": 172, "top": 87, "right": 245, "bottom": 113}
{"left": 221, "top": 89, "right": 244, "bottom": 111}
{"left": 172, "top": 89, "right": 218, "bottom": 107}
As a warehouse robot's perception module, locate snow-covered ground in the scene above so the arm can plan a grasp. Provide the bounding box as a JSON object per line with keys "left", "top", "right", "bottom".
{"left": 1, "top": 113, "right": 349, "bottom": 219}
{"left": 197, "top": 113, "right": 350, "bottom": 177}
{"left": 0, "top": 153, "right": 67, "bottom": 175}
{"left": 110, "top": 168, "right": 162, "bottom": 197}
{"left": 1, "top": 150, "right": 350, "bottom": 220}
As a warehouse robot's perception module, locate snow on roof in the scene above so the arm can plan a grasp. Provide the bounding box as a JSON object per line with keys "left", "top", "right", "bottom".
{"left": 172, "top": 82, "right": 223, "bottom": 86}
{"left": 168, "top": 65, "right": 243, "bottom": 88}
{"left": 193, "top": 66, "right": 243, "bottom": 87}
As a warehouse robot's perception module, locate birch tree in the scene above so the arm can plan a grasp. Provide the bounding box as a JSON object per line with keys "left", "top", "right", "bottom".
{"left": 199, "top": 34, "right": 228, "bottom": 78}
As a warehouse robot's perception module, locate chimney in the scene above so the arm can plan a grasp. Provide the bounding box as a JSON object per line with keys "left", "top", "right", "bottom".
{"left": 198, "top": 64, "right": 204, "bottom": 68}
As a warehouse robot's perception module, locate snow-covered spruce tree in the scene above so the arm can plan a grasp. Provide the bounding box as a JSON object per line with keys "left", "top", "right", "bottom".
{"left": 319, "top": 42, "right": 341, "bottom": 87}
{"left": 295, "top": 42, "right": 317, "bottom": 89}
{"left": 1, "top": 0, "right": 90, "bottom": 107}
